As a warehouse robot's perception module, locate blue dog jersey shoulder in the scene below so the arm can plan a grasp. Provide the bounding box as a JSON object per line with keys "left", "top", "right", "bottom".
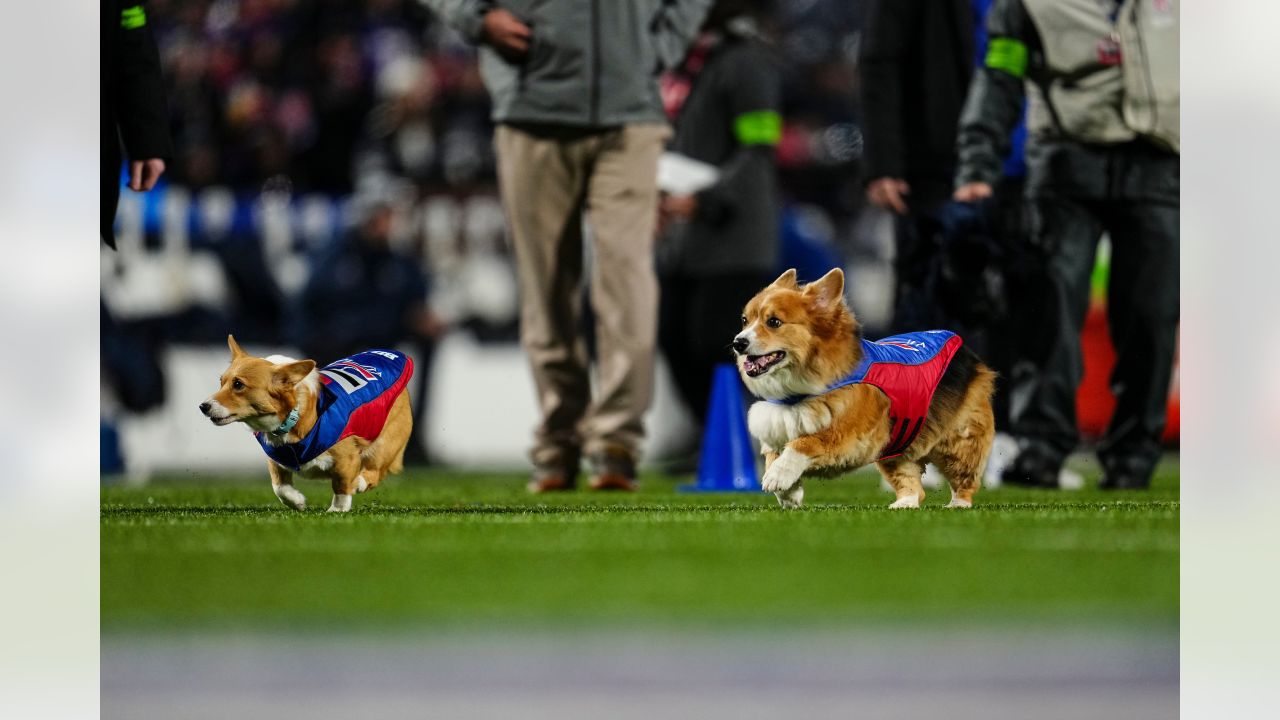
{"left": 842, "top": 331, "right": 959, "bottom": 386}
{"left": 256, "top": 350, "right": 413, "bottom": 471}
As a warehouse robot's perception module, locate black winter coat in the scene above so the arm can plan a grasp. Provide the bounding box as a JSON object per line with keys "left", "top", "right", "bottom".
{"left": 858, "top": 0, "right": 974, "bottom": 207}
{"left": 102, "top": 1, "right": 173, "bottom": 248}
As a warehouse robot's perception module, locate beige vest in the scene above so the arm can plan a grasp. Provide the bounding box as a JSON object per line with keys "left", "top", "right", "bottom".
{"left": 1022, "top": 0, "right": 1179, "bottom": 152}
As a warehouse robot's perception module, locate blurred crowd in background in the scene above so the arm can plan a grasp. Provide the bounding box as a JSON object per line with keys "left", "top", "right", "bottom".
{"left": 149, "top": 0, "right": 865, "bottom": 196}
{"left": 104, "top": 0, "right": 881, "bottom": 373}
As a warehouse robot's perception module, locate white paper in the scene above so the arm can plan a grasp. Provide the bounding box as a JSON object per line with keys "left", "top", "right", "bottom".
{"left": 656, "top": 152, "right": 721, "bottom": 195}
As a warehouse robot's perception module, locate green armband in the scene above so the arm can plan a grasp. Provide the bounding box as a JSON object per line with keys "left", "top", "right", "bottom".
{"left": 121, "top": 5, "right": 147, "bottom": 30}
{"left": 985, "top": 37, "right": 1027, "bottom": 78}
{"left": 733, "top": 110, "right": 782, "bottom": 146}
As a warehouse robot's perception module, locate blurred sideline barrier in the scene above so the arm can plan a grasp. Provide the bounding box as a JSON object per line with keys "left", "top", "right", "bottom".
{"left": 111, "top": 314, "right": 1174, "bottom": 480}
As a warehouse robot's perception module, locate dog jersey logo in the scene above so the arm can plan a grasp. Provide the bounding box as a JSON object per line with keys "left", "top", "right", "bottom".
{"left": 876, "top": 339, "right": 924, "bottom": 352}
{"left": 320, "top": 359, "right": 383, "bottom": 394}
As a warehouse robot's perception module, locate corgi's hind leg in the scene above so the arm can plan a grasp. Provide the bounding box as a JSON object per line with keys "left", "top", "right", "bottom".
{"left": 268, "top": 462, "right": 306, "bottom": 511}
{"left": 931, "top": 401, "right": 995, "bottom": 509}
{"left": 877, "top": 457, "right": 926, "bottom": 509}
{"left": 366, "top": 391, "right": 414, "bottom": 483}
{"left": 351, "top": 391, "right": 413, "bottom": 497}
{"left": 327, "top": 448, "right": 364, "bottom": 513}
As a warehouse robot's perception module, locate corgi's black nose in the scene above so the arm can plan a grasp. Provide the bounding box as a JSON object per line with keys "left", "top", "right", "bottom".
{"left": 732, "top": 337, "right": 750, "bottom": 355}
{"left": 199, "top": 402, "right": 212, "bottom": 415}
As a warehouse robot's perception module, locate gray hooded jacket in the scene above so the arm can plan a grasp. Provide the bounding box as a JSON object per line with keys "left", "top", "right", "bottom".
{"left": 423, "top": 0, "right": 712, "bottom": 127}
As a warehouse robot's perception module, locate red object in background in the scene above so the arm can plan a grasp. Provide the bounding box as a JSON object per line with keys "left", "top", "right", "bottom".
{"left": 1076, "top": 304, "right": 1180, "bottom": 443}
{"left": 775, "top": 125, "right": 812, "bottom": 168}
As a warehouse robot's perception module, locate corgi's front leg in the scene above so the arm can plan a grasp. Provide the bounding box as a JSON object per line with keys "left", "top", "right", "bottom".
{"left": 761, "top": 446, "right": 810, "bottom": 495}
{"left": 775, "top": 483, "right": 805, "bottom": 509}
{"left": 762, "top": 448, "right": 805, "bottom": 508}
{"left": 268, "top": 462, "right": 306, "bottom": 511}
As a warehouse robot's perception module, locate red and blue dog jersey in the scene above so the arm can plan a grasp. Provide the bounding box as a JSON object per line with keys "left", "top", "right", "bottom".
{"left": 256, "top": 350, "right": 414, "bottom": 471}
{"left": 769, "top": 330, "right": 963, "bottom": 459}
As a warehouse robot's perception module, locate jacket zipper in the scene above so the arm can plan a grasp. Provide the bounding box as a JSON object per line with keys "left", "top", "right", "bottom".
{"left": 590, "top": 0, "right": 601, "bottom": 125}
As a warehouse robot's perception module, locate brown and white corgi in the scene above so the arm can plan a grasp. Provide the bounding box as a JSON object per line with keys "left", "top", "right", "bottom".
{"left": 199, "top": 335, "right": 414, "bottom": 512}
{"left": 733, "top": 268, "right": 996, "bottom": 509}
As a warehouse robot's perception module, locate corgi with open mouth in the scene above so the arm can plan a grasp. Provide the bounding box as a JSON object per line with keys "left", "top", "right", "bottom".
{"left": 734, "top": 268, "right": 996, "bottom": 509}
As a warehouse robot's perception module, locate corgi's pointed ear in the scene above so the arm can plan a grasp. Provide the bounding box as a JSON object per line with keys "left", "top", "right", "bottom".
{"left": 803, "top": 268, "right": 845, "bottom": 309}
{"left": 273, "top": 360, "right": 316, "bottom": 387}
{"left": 770, "top": 268, "right": 799, "bottom": 290}
{"left": 227, "top": 334, "right": 246, "bottom": 359}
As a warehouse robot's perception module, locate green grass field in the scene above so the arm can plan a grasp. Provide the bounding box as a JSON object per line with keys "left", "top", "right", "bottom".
{"left": 101, "top": 461, "right": 1178, "bottom": 632}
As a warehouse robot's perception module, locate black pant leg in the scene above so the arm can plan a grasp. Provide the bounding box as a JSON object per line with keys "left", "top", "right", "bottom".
{"left": 695, "top": 272, "right": 773, "bottom": 353}
{"left": 658, "top": 274, "right": 704, "bottom": 421}
{"left": 990, "top": 177, "right": 1034, "bottom": 430}
{"left": 661, "top": 273, "right": 770, "bottom": 424}
{"left": 1010, "top": 193, "right": 1105, "bottom": 462}
{"left": 891, "top": 208, "right": 944, "bottom": 333}
{"left": 405, "top": 338, "right": 436, "bottom": 462}
{"left": 1097, "top": 197, "right": 1179, "bottom": 475}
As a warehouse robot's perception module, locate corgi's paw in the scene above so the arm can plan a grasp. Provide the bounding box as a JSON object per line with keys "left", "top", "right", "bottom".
{"left": 355, "top": 475, "right": 369, "bottom": 493}
{"left": 946, "top": 496, "right": 973, "bottom": 509}
{"left": 273, "top": 484, "right": 307, "bottom": 511}
{"left": 327, "top": 494, "right": 353, "bottom": 513}
{"left": 761, "top": 448, "right": 809, "bottom": 494}
{"left": 775, "top": 484, "right": 805, "bottom": 509}
{"left": 888, "top": 494, "right": 921, "bottom": 509}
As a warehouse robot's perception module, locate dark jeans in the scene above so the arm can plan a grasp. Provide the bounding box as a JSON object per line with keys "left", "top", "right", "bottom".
{"left": 659, "top": 272, "right": 772, "bottom": 424}
{"left": 1014, "top": 142, "right": 1180, "bottom": 476}
{"left": 891, "top": 204, "right": 948, "bottom": 335}
{"left": 891, "top": 179, "right": 1038, "bottom": 430}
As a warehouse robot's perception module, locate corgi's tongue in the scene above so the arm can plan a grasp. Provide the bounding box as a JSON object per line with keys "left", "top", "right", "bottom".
{"left": 743, "top": 351, "right": 786, "bottom": 377}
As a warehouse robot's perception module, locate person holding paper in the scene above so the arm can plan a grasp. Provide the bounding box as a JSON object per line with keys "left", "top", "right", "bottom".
{"left": 656, "top": 0, "right": 781, "bottom": 429}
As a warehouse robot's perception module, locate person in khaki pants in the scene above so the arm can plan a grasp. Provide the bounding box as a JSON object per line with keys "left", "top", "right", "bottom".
{"left": 423, "top": 0, "right": 711, "bottom": 490}
{"left": 496, "top": 124, "right": 669, "bottom": 491}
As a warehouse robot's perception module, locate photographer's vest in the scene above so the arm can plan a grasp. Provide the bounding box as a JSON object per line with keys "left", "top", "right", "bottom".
{"left": 1019, "top": 0, "right": 1179, "bottom": 152}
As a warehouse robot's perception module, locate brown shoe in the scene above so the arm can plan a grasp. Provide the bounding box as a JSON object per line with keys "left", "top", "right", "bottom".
{"left": 587, "top": 447, "right": 637, "bottom": 491}
{"left": 527, "top": 474, "right": 575, "bottom": 494}
{"left": 588, "top": 473, "right": 638, "bottom": 492}
{"left": 527, "top": 451, "right": 580, "bottom": 494}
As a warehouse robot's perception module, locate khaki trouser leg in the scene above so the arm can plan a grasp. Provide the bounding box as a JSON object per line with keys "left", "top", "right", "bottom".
{"left": 494, "top": 125, "right": 592, "bottom": 470}
{"left": 581, "top": 123, "right": 669, "bottom": 461}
